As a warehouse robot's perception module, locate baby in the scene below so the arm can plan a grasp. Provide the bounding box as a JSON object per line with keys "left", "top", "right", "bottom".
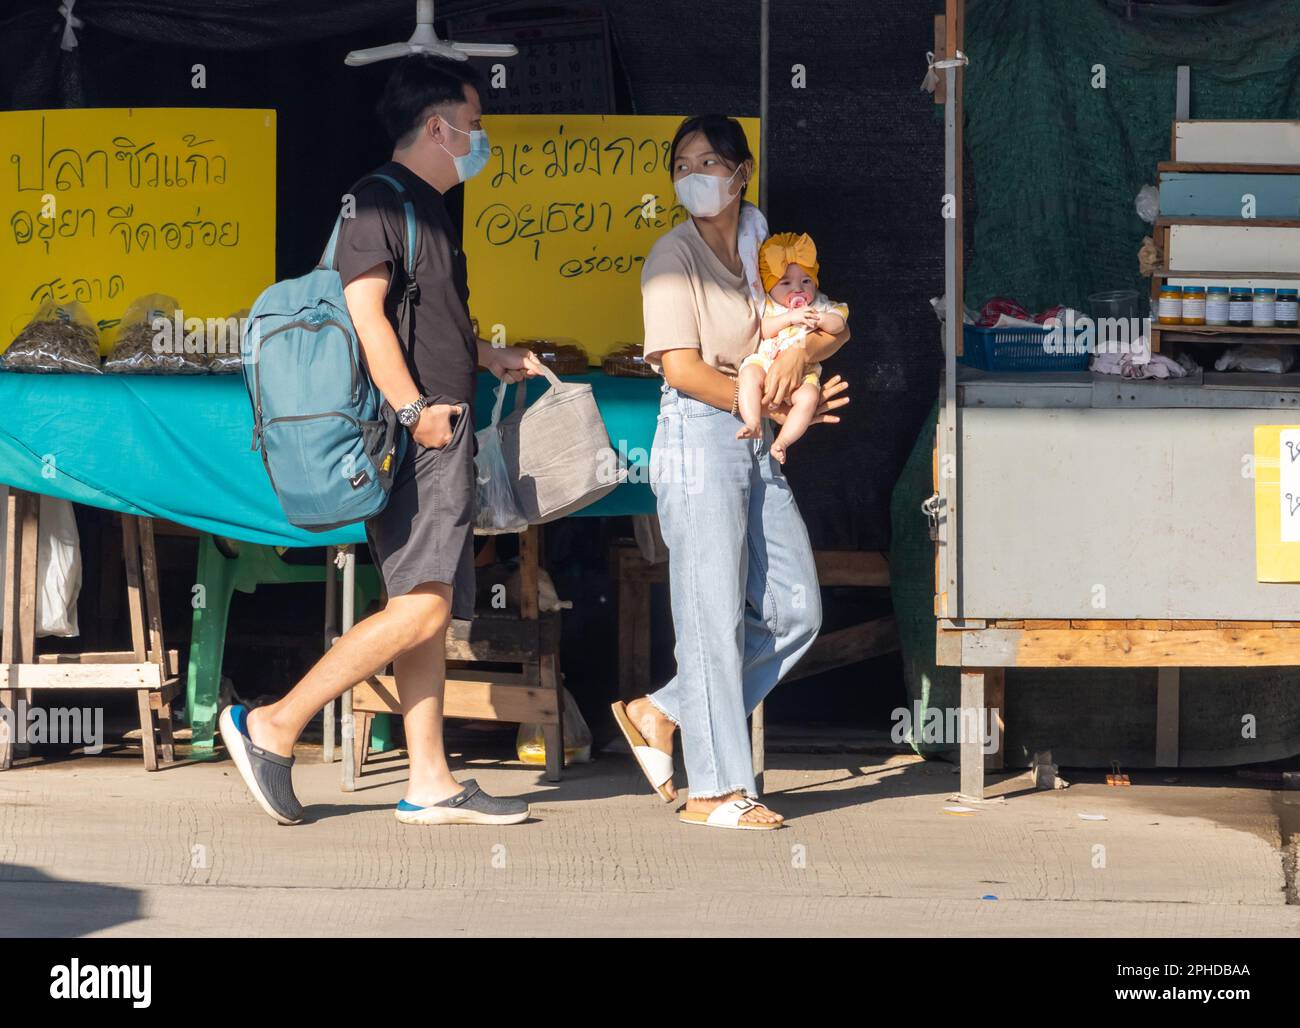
{"left": 737, "top": 232, "right": 848, "bottom": 463}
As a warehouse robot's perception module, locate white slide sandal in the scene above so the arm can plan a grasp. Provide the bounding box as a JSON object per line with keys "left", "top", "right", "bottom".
{"left": 679, "top": 798, "right": 783, "bottom": 831}
{"left": 610, "top": 700, "right": 675, "bottom": 802}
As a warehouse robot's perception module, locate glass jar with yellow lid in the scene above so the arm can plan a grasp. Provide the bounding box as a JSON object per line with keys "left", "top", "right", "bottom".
{"left": 1156, "top": 285, "right": 1183, "bottom": 325}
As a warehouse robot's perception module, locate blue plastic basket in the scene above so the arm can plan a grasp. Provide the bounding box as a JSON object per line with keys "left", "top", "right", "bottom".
{"left": 959, "top": 323, "right": 1090, "bottom": 372}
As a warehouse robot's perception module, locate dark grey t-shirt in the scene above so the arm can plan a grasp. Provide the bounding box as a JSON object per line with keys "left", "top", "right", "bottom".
{"left": 333, "top": 161, "right": 478, "bottom": 415}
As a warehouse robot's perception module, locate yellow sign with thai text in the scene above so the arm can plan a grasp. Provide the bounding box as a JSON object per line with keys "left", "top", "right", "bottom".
{"left": 0, "top": 108, "right": 276, "bottom": 352}
{"left": 1253, "top": 424, "right": 1300, "bottom": 581}
{"left": 464, "top": 114, "right": 761, "bottom": 362}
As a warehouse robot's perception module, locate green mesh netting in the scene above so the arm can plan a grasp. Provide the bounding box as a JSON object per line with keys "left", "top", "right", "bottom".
{"left": 964, "top": 0, "right": 1300, "bottom": 313}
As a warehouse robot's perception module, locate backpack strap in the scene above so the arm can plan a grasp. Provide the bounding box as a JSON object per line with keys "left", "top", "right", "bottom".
{"left": 319, "top": 173, "right": 418, "bottom": 283}
{"left": 319, "top": 172, "right": 421, "bottom": 355}
{"left": 358, "top": 173, "right": 419, "bottom": 298}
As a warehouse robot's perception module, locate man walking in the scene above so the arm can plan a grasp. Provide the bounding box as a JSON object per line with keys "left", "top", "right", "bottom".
{"left": 221, "top": 56, "right": 542, "bottom": 826}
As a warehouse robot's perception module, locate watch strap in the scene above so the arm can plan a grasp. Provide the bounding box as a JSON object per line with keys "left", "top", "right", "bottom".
{"left": 398, "top": 396, "right": 428, "bottom": 425}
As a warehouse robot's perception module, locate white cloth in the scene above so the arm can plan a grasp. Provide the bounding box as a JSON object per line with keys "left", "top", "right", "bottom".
{"left": 737, "top": 202, "right": 770, "bottom": 309}
{"left": 1092, "top": 349, "right": 1194, "bottom": 380}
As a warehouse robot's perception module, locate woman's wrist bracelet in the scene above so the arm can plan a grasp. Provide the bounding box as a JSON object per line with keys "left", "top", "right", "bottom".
{"left": 730, "top": 380, "right": 740, "bottom": 416}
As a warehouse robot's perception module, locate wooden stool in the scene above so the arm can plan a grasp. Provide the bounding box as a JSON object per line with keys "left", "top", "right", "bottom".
{"left": 343, "top": 525, "right": 566, "bottom": 787}
{"left": 1, "top": 489, "right": 179, "bottom": 771}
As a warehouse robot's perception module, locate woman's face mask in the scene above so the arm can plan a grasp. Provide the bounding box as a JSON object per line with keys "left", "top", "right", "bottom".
{"left": 674, "top": 163, "right": 744, "bottom": 218}
{"left": 438, "top": 119, "right": 490, "bottom": 183}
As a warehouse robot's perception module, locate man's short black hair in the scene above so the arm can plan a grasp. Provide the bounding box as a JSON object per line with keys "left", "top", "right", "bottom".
{"left": 376, "top": 56, "right": 483, "bottom": 147}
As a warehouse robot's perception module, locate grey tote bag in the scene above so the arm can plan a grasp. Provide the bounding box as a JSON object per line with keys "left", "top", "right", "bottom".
{"left": 497, "top": 365, "right": 626, "bottom": 523}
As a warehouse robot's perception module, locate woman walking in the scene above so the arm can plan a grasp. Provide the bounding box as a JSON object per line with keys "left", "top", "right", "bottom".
{"left": 613, "top": 115, "right": 851, "bottom": 830}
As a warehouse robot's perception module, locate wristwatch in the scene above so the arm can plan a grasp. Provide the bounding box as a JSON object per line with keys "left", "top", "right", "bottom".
{"left": 396, "top": 396, "right": 429, "bottom": 429}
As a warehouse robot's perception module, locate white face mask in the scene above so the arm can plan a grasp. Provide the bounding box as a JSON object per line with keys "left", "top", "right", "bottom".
{"left": 437, "top": 120, "right": 490, "bottom": 183}
{"left": 674, "top": 163, "right": 744, "bottom": 218}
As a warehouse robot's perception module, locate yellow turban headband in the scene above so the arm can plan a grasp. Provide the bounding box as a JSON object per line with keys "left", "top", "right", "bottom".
{"left": 759, "top": 232, "right": 820, "bottom": 294}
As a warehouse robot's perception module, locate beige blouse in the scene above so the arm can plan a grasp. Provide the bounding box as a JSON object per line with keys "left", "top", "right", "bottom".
{"left": 641, "top": 219, "right": 760, "bottom": 377}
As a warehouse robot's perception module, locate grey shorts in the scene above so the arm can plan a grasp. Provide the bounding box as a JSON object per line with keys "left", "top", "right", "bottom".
{"left": 364, "top": 401, "right": 476, "bottom": 621}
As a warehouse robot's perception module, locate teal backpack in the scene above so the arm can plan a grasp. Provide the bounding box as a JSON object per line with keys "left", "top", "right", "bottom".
{"left": 242, "top": 174, "right": 415, "bottom": 531}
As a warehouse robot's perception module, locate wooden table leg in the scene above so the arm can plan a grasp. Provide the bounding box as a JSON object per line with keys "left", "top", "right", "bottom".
{"left": 14, "top": 493, "right": 37, "bottom": 760}
{"left": 7, "top": 492, "right": 39, "bottom": 763}
{"left": 136, "top": 687, "right": 158, "bottom": 771}
{"left": 352, "top": 710, "right": 372, "bottom": 778}
{"left": 156, "top": 691, "right": 176, "bottom": 765}
{"left": 519, "top": 526, "right": 540, "bottom": 620}
{"left": 541, "top": 651, "right": 564, "bottom": 783}
{"left": 121, "top": 516, "right": 159, "bottom": 770}
{"left": 613, "top": 544, "right": 655, "bottom": 702}
{"left": 139, "top": 517, "right": 171, "bottom": 769}
{"left": 617, "top": 553, "right": 637, "bottom": 701}
{"left": 139, "top": 518, "right": 165, "bottom": 664}
{"left": 0, "top": 489, "right": 21, "bottom": 769}
{"left": 18, "top": 494, "right": 36, "bottom": 666}
{"left": 632, "top": 584, "right": 652, "bottom": 701}
{"left": 520, "top": 526, "right": 566, "bottom": 780}
{"left": 984, "top": 667, "right": 1005, "bottom": 771}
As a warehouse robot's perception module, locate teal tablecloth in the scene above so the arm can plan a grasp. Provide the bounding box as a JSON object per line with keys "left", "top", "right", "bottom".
{"left": 0, "top": 370, "right": 659, "bottom": 543}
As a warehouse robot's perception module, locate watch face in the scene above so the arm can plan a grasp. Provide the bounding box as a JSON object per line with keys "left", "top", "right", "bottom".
{"left": 398, "top": 407, "right": 418, "bottom": 427}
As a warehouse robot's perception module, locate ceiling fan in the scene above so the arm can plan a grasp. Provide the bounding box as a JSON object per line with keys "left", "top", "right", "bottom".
{"left": 345, "top": 0, "right": 519, "bottom": 66}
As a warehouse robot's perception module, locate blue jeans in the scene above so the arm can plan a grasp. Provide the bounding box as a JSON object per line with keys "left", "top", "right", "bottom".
{"left": 647, "top": 383, "right": 822, "bottom": 799}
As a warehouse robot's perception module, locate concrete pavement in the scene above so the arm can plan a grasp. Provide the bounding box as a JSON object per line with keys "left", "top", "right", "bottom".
{"left": 1, "top": 743, "right": 1297, "bottom": 936}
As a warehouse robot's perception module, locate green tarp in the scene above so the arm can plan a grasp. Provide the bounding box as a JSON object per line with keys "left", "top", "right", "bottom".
{"left": 964, "top": 0, "right": 1300, "bottom": 313}
{"left": 0, "top": 372, "right": 657, "bottom": 546}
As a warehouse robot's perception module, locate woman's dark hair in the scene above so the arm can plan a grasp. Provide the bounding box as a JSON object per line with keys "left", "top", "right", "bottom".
{"left": 669, "top": 114, "right": 753, "bottom": 200}
{"left": 377, "top": 55, "right": 483, "bottom": 147}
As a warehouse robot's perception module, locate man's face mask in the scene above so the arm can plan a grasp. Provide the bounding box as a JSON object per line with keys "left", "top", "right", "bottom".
{"left": 438, "top": 118, "right": 490, "bottom": 183}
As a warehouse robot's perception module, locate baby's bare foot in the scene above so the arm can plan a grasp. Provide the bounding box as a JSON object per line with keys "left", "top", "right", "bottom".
{"left": 736, "top": 421, "right": 763, "bottom": 440}
{"left": 770, "top": 441, "right": 788, "bottom": 464}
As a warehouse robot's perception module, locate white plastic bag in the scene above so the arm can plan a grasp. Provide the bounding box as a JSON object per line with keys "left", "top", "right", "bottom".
{"left": 1135, "top": 184, "right": 1160, "bottom": 225}
{"left": 516, "top": 686, "right": 593, "bottom": 766}
{"left": 505, "top": 564, "right": 572, "bottom": 612}
{"left": 0, "top": 488, "right": 82, "bottom": 637}
{"left": 37, "top": 495, "right": 81, "bottom": 637}
{"left": 1214, "top": 344, "right": 1295, "bottom": 374}
{"left": 633, "top": 513, "right": 668, "bottom": 564}
{"left": 474, "top": 380, "right": 530, "bottom": 534}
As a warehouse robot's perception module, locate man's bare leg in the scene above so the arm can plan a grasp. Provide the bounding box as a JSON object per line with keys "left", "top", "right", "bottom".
{"left": 230, "top": 581, "right": 527, "bottom": 825}
{"left": 769, "top": 381, "right": 821, "bottom": 464}
{"left": 245, "top": 583, "right": 450, "bottom": 758}
{"left": 735, "top": 363, "right": 767, "bottom": 439}
{"left": 389, "top": 583, "right": 462, "bottom": 805}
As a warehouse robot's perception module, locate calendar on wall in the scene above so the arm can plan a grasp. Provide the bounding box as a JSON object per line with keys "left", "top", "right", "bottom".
{"left": 449, "top": 3, "right": 615, "bottom": 116}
